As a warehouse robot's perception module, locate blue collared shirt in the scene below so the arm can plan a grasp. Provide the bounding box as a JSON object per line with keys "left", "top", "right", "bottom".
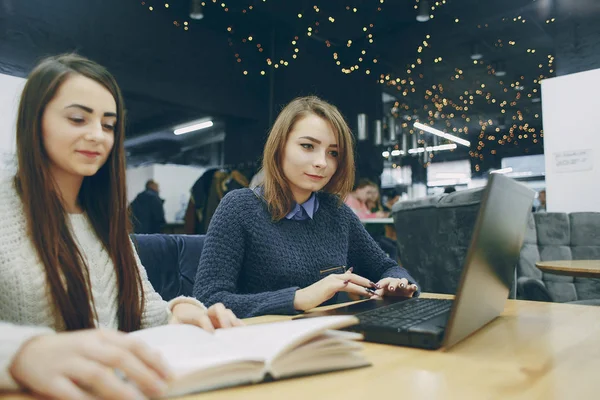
{"left": 285, "top": 192, "right": 319, "bottom": 220}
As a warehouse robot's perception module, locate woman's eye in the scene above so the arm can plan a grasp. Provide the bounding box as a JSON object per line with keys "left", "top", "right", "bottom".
{"left": 301, "top": 143, "right": 314, "bottom": 150}
{"left": 68, "top": 117, "right": 85, "bottom": 124}
{"left": 329, "top": 151, "right": 339, "bottom": 157}
{"left": 103, "top": 124, "right": 116, "bottom": 131}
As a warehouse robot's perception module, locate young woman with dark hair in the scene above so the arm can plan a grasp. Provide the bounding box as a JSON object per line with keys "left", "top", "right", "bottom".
{"left": 0, "top": 54, "right": 241, "bottom": 399}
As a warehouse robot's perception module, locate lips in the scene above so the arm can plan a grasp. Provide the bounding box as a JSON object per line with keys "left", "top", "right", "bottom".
{"left": 77, "top": 150, "right": 101, "bottom": 158}
{"left": 305, "top": 173, "right": 325, "bottom": 180}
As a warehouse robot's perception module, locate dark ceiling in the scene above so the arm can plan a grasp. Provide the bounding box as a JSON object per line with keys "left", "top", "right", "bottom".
{"left": 1, "top": 0, "right": 599, "bottom": 172}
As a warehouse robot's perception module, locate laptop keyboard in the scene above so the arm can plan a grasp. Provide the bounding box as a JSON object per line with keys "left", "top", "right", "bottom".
{"left": 356, "top": 298, "right": 453, "bottom": 331}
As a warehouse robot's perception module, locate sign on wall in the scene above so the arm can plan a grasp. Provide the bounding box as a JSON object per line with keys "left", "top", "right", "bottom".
{"left": 552, "top": 149, "right": 593, "bottom": 173}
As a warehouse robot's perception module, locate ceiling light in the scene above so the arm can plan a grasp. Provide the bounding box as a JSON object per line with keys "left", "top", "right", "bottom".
{"left": 190, "top": 0, "right": 204, "bottom": 20}
{"left": 490, "top": 167, "right": 513, "bottom": 174}
{"left": 470, "top": 43, "right": 483, "bottom": 60}
{"left": 416, "top": 0, "right": 430, "bottom": 22}
{"left": 174, "top": 120, "right": 213, "bottom": 135}
{"left": 414, "top": 122, "right": 470, "bottom": 147}
{"left": 494, "top": 61, "right": 507, "bottom": 77}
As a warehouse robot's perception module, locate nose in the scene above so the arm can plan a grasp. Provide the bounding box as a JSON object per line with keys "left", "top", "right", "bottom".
{"left": 313, "top": 150, "right": 327, "bottom": 169}
{"left": 85, "top": 121, "right": 104, "bottom": 142}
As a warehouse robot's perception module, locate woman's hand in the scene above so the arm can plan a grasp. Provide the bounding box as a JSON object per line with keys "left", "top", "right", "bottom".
{"left": 293, "top": 267, "right": 378, "bottom": 311}
{"left": 9, "top": 329, "right": 172, "bottom": 400}
{"left": 170, "top": 302, "right": 244, "bottom": 332}
{"left": 374, "top": 277, "right": 418, "bottom": 298}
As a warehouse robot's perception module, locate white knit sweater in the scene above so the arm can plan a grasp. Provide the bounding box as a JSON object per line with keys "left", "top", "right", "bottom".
{"left": 0, "top": 177, "right": 204, "bottom": 390}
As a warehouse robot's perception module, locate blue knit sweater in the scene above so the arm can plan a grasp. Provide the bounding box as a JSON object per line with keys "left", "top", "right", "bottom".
{"left": 193, "top": 189, "right": 419, "bottom": 318}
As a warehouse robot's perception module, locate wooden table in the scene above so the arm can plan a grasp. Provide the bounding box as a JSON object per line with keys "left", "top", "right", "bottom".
{"left": 536, "top": 259, "right": 600, "bottom": 278}
{"left": 3, "top": 293, "right": 600, "bottom": 400}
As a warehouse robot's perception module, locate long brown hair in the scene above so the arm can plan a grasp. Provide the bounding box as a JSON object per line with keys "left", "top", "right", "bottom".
{"left": 14, "top": 54, "right": 143, "bottom": 332}
{"left": 262, "top": 96, "right": 355, "bottom": 220}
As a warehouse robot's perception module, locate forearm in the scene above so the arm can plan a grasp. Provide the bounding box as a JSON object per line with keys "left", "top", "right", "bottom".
{"left": 193, "top": 286, "right": 300, "bottom": 319}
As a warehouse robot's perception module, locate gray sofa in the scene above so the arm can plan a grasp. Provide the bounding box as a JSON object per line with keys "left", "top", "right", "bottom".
{"left": 519, "top": 212, "right": 600, "bottom": 305}
{"left": 392, "top": 186, "right": 600, "bottom": 304}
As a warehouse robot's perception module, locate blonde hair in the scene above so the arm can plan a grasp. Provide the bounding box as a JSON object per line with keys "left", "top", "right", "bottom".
{"left": 261, "top": 96, "right": 355, "bottom": 220}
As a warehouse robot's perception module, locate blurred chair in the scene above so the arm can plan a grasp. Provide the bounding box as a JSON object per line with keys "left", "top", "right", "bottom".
{"left": 518, "top": 212, "right": 600, "bottom": 305}
{"left": 392, "top": 187, "right": 600, "bottom": 304}
{"left": 131, "top": 234, "right": 205, "bottom": 301}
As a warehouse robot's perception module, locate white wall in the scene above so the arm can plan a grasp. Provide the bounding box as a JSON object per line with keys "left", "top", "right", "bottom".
{"left": 126, "top": 165, "right": 155, "bottom": 203}
{"left": 0, "top": 73, "right": 25, "bottom": 173}
{"left": 153, "top": 164, "right": 206, "bottom": 223}
{"left": 541, "top": 68, "right": 600, "bottom": 212}
{"left": 126, "top": 164, "right": 206, "bottom": 223}
{"left": 427, "top": 159, "right": 471, "bottom": 187}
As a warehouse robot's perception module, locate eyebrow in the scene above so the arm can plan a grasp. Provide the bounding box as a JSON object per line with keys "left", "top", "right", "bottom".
{"left": 65, "top": 104, "right": 117, "bottom": 118}
{"left": 298, "top": 136, "right": 338, "bottom": 148}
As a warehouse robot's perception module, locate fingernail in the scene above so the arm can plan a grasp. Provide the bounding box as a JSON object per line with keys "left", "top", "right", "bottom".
{"left": 365, "top": 288, "right": 376, "bottom": 295}
{"left": 389, "top": 286, "right": 395, "bottom": 291}
{"left": 369, "top": 281, "right": 377, "bottom": 288}
{"left": 347, "top": 267, "right": 354, "bottom": 273}
{"left": 343, "top": 279, "right": 350, "bottom": 284}
{"left": 400, "top": 283, "right": 406, "bottom": 289}
{"left": 375, "top": 283, "right": 382, "bottom": 289}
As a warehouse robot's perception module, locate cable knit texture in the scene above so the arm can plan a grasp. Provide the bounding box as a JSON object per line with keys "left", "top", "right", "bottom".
{"left": 0, "top": 177, "right": 175, "bottom": 390}
{"left": 193, "top": 188, "right": 419, "bottom": 318}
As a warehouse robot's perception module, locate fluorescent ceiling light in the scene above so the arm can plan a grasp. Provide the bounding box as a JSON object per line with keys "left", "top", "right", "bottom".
{"left": 190, "top": 0, "right": 204, "bottom": 19}
{"left": 174, "top": 120, "right": 213, "bottom": 135}
{"left": 414, "top": 122, "right": 470, "bottom": 147}
{"left": 382, "top": 143, "right": 457, "bottom": 158}
{"left": 416, "top": 0, "right": 430, "bottom": 22}
{"left": 490, "top": 167, "right": 513, "bottom": 174}
{"left": 507, "top": 171, "right": 534, "bottom": 178}
{"left": 409, "top": 144, "right": 457, "bottom": 154}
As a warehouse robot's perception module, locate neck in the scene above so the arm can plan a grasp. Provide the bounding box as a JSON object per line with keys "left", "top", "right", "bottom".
{"left": 51, "top": 167, "right": 84, "bottom": 214}
{"left": 291, "top": 189, "right": 311, "bottom": 205}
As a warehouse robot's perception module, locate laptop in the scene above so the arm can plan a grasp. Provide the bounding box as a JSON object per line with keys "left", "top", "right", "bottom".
{"left": 297, "top": 173, "right": 535, "bottom": 350}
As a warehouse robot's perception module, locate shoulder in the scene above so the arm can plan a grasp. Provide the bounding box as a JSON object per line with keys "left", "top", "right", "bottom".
{"left": 0, "top": 176, "right": 28, "bottom": 244}
{"left": 0, "top": 175, "right": 22, "bottom": 211}
{"left": 0, "top": 175, "right": 16, "bottom": 194}
{"left": 221, "top": 188, "right": 262, "bottom": 206}
{"left": 216, "top": 188, "right": 266, "bottom": 217}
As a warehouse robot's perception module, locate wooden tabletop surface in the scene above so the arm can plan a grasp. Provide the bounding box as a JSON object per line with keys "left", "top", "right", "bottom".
{"left": 536, "top": 259, "right": 600, "bottom": 278}
{"left": 3, "top": 293, "right": 600, "bottom": 400}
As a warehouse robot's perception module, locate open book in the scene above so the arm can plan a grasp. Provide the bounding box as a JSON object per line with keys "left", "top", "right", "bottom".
{"left": 130, "top": 315, "right": 369, "bottom": 397}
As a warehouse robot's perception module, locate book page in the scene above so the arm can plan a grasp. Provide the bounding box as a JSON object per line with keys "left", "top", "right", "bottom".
{"left": 213, "top": 315, "right": 359, "bottom": 362}
{"left": 131, "top": 324, "right": 264, "bottom": 375}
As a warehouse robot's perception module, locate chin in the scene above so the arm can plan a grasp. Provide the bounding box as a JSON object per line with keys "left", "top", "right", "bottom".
{"left": 305, "top": 183, "right": 327, "bottom": 192}
{"left": 75, "top": 166, "right": 102, "bottom": 177}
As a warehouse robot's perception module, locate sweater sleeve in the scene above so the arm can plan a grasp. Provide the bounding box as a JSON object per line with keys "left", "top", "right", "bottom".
{"left": 193, "top": 191, "right": 300, "bottom": 319}
{"left": 130, "top": 239, "right": 170, "bottom": 329}
{"left": 0, "top": 322, "right": 54, "bottom": 391}
{"left": 345, "top": 205, "right": 420, "bottom": 293}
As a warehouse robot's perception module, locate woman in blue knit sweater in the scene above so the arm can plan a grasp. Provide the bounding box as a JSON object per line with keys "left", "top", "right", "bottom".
{"left": 193, "top": 96, "right": 419, "bottom": 318}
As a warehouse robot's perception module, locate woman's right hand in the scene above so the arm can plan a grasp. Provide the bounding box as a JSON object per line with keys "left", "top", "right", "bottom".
{"left": 9, "top": 329, "right": 172, "bottom": 400}
{"left": 293, "top": 267, "right": 378, "bottom": 311}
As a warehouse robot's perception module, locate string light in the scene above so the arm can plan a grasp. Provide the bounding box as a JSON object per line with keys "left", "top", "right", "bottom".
{"left": 141, "top": 0, "right": 547, "bottom": 166}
